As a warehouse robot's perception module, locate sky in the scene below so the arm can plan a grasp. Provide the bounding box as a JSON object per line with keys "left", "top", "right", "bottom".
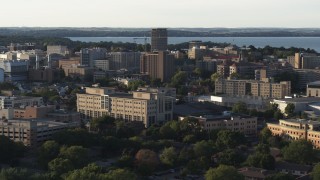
{"left": 1, "top": 0, "right": 320, "bottom": 28}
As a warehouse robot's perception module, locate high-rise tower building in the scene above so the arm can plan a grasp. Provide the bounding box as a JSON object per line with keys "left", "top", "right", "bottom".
{"left": 140, "top": 51, "right": 175, "bottom": 82}
{"left": 151, "top": 28, "right": 168, "bottom": 52}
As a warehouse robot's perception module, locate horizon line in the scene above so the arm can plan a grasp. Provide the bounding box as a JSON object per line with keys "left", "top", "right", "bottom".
{"left": 1, "top": 27, "right": 320, "bottom": 29}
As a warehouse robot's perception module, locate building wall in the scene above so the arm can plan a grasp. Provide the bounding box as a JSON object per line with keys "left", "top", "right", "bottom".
{"left": 215, "top": 79, "right": 291, "bottom": 99}
{"left": 0, "top": 120, "right": 79, "bottom": 146}
{"left": 28, "top": 69, "right": 61, "bottom": 83}
{"left": 14, "top": 106, "right": 55, "bottom": 119}
{"left": 94, "top": 59, "right": 110, "bottom": 71}
{"left": 151, "top": 28, "right": 167, "bottom": 52}
{"left": 267, "top": 119, "right": 320, "bottom": 148}
{"left": 203, "top": 116, "right": 257, "bottom": 135}
{"left": 58, "top": 59, "right": 80, "bottom": 68}
{"left": 77, "top": 87, "right": 174, "bottom": 127}
{"left": 0, "top": 96, "right": 43, "bottom": 109}
{"left": 140, "top": 51, "right": 175, "bottom": 82}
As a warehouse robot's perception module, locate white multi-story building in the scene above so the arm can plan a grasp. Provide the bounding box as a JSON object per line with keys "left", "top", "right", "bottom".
{"left": 0, "top": 96, "right": 43, "bottom": 109}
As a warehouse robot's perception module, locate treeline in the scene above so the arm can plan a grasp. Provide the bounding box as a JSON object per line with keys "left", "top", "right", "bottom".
{"left": 2, "top": 28, "right": 320, "bottom": 37}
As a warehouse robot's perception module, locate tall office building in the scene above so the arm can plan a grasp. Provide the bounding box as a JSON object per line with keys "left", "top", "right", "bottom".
{"left": 140, "top": 51, "right": 175, "bottom": 82}
{"left": 109, "top": 52, "right": 141, "bottom": 72}
{"left": 80, "top": 48, "right": 107, "bottom": 67}
{"left": 151, "top": 28, "right": 168, "bottom": 52}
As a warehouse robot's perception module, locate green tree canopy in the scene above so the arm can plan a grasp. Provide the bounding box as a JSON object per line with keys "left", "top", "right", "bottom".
{"left": 265, "top": 173, "right": 295, "bottom": 180}
{"left": 59, "top": 146, "right": 89, "bottom": 168}
{"left": 0, "top": 135, "right": 25, "bottom": 164}
{"left": 160, "top": 147, "right": 178, "bottom": 167}
{"left": 216, "top": 130, "right": 246, "bottom": 149}
{"left": 285, "top": 103, "right": 295, "bottom": 117}
{"left": 232, "top": 101, "right": 248, "bottom": 114}
{"left": 312, "top": 163, "right": 320, "bottom": 180}
{"left": 193, "top": 140, "right": 214, "bottom": 158}
{"left": 205, "top": 165, "right": 244, "bottom": 180}
{"left": 48, "top": 158, "right": 74, "bottom": 175}
{"left": 282, "top": 139, "right": 314, "bottom": 164}
{"left": 37, "top": 140, "right": 60, "bottom": 168}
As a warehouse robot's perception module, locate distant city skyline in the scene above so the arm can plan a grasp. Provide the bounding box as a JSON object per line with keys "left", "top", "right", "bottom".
{"left": 1, "top": 0, "right": 320, "bottom": 28}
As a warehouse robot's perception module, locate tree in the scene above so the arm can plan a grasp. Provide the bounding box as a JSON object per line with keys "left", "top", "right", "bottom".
{"left": 193, "top": 140, "right": 214, "bottom": 158}
{"left": 64, "top": 163, "right": 102, "bottom": 180}
{"left": 265, "top": 173, "right": 295, "bottom": 180}
{"left": 205, "top": 165, "right": 244, "bottom": 180}
{"left": 183, "top": 134, "right": 197, "bottom": 144}
{"left": 312, "top": 163, "right": 320, "bottom": 180}
{"left": 260, "top": 127, "right": 272, "bottom": 144}
{"left": 282, "top": 139, "right": 314, "bottom": 164}
{"left": 232, "top": 101, "right": 248, "bottom": 114}
{"left": 216, "top": 130, "right": 246, "bottom": 149}
{"left": 48, "top": 158, "right": 74, "bottom": 175}
{"left": 104, "top": 169, "right": 137, "bottom": 180}
{"left": 59, "top": 146, "right": 89, "bottom": 168}
{"left": 117, "top": 154, "right": 134, "bottom": 168}
{"left": 0, "top": 136, "right": 25, "bottom": 164}
{"left": 90, "top": 116, "right": 115, "bottom": 134}
{"left": 134, "top": 149, "right": 159, "bottom": 176}
{"left": 160, "top": 147, "right": 178, "bottom": 167}
{"left": 0, "top": 168, "right": 33, "bottom": 180}
{"left": 273, "top": 110, "right": 284, "bottom": 120}
{"left": 218, "top": 149, "right": 246, "bottom": 166}
{"left": 285, "top": 103, "right": 295, "bottom": 117}
{"left": 127, "top": 80, "right": 146, "bottom": 91}
{"left": 246, "top": 153, "right": 275, "bottom": 170}
{"left": 178, "top": 147, "right": 195, "bottom": 164}
{"left": 37, "top": 140, "right": 60, "bottom": 169}
{"left": 210, "top": 73, "right": 221, "bottom": 82}
{"left": 170, "top": 71, "right": 188, "bottom": 87}
{"left": 159, "top": 123, "right": 177, "bottom": 139}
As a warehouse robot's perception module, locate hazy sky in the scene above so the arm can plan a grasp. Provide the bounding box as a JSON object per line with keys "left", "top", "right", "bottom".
{"left": 2, "top": 0, "right": 320, "bottom": 28}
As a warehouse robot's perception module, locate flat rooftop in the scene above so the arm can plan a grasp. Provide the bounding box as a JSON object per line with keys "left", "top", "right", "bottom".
{"left": 281, "top": 119, "right": 320, "bottom": 125}
{"left": 174, "top": 102, "right": 227, "bottom": 116}
{"left": 274, "top": 97, "right": 320, "bottom": 103}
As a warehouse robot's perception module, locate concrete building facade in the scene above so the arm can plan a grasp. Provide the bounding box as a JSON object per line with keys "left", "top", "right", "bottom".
{"left": 151, "top": 28, "right": 168, "bottom": 52}
{"left": 77, "top": 87, "right": 175, "bottom": 127}
{"left": 267, "top": 119, "right": 320, "bottom": 148}
{"left": 215, "top": 79, "right": 291, "bottom": 99}
{"left": 0, "top": 119, "right": 79, "bottom": 146}
{"left": 140, "top": 51, "right": 175, "bottom": 82}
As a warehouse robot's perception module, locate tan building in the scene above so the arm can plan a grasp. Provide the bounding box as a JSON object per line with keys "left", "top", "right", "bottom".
{"left": 267, "top": 119, "right": 320, "bottom": 148}
{"left": 58, "top": 59, "right": 80, "bottom": 68}
{"left": 62, "top": 65, "right": 94, "bottom": 79}
{"left": 215, "top": 79, "right": 291, "bottom": 99}
{"left": 14, "top": 105, "right": 55, "bottom": 119}
{"left": 47, "top": 45, "right": 69, "bottom": 56}
{"left": 77, "top": 87, "right": 175, "bottom": 127}
{"left": 294, "top": 53, "right": 320, "bottom": 69}
{"left": 307, "top": 81, "right": 320, "bottom": 97}
{"left": 183, "top": 113, "right": 257, "bottom": 135}
{"left": 188, "top": 47, "right": 202, "bottom": 60}
{"left": 0, "top": 119, "right": 79, "bottom": 146}
{"left": 140, "top": 51, "right": 175, "bottom": 82}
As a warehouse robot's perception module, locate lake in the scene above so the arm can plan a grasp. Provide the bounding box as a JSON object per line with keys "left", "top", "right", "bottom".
{"left": 68, "top": 37, "right": 320, "bottom": 52}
